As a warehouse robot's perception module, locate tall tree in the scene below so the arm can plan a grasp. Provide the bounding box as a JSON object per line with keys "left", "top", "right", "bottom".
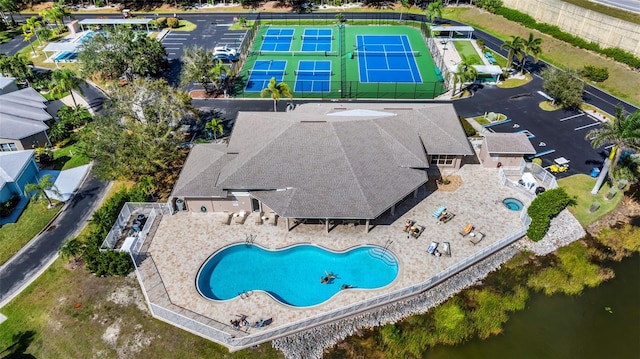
{"left": 260, "top": 77, "right": 293, "bottom": 112}
{"left": 585, "top": 107, "right": 640, "bottom": 180}
{"left": 0, "top": 53, "right": 32, "bottom": 85}
{"left": 23, "top": 16, "right": 43, "bottom": 45}
{"left": 205, "top": 118, "right": 224, "bottom": 140}
{"left": 40, "top": 0, "right": 70, "bottom": 27}
{"left": 78, "top": 27, "right": 167, "bottom": 81}
{"left": 180, "top": 46, "right": 227, "bottom": 94}
{"left": 540, "top": 67, "right": 584, "bottom": 108}
{"left": 500, "top": 35, "right": 524, "bottom": 70}
{"left": 0, "top": 0, "right": 19, "bottom": 25}
{"left": 79, "top": 78, "right": 196, "bottom": 181}
{"left": 426, "top": 0, "right": 443, "bottom": 23}
{"left": 50, "top": 69, "right": 85, "bottom": 107}
{"left": 24, "top": 174, "right": 61, "bottom": 208}
{"left": 399, "top": 0, "right": 411, "bottom": 22}
{"left": 521, "top": 32, "right": 542, "bottom": 74}
{"left": 455, "top": 55, "right": 478, "bottom": 94}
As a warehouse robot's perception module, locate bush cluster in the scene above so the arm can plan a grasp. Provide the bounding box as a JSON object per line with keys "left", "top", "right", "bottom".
{"left": 81, "top": 183, "right": 152, "bottom": 277}
{"left": 0, "top": 195, "right": 21, "bottom": 218}
{"left": 526, "top": 188, "right": 574, "bottom": 241}
{"left": 580, "top": 65, "right": 609, "bottom": 82}
{"left": 155, "top": 17, "right": 167, "bottom": 29}
{"left": 459, "top": 116, "right": 477, "bottom": 137}
{"left": 475, "top": 0, "right": 503, "bottom": 13}
{"left": 167, "top": 17, "right": 179, "bottom": 28}
{"left": 494, "top": 7, "right": 640, "bottom": 70}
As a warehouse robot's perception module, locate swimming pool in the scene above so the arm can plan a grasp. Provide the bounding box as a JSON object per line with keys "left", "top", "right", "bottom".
{"left": 503, "top": 197, "right": 524, "bottom": 211}
{"left": 196, "top": 244, "right": 399, "bottom": 307}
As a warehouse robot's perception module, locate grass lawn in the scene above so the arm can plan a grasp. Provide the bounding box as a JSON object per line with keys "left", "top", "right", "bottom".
{"left": 452, "top": 40, "right": 483, "bottom": 65}
{"left": 470, "top": 115, "right": 490, "bottom": 126}
{"left": 444, "top": 7, "right": 640, "bottom": 106}
{"left": 0, "top": 201, "right": 62, "bottom": 266}
{"left": 498, "top": 73, "right": 532, "bottom": 88}
{"left": 170, "top": 20, "right": 197, "bottom": 31}
{"left": 18, "top": 45, "right": 79, "bottom": 71}
{"left": 539, "top": 100, "right": 560, "bottom": 111}
{"left": 0, "top": 28, "right": 21, "bottom": 44}
{"left": 52, "top": 142, "right": 90, "bottom": 170}
{"left": 581, "top": 103, "right": 613, "bottom": 121}
{"left": 41, "top": 90, "right": 69, "bottom": 101}
{"left": 558, "top": 174, "right": 623, "bottom": 226}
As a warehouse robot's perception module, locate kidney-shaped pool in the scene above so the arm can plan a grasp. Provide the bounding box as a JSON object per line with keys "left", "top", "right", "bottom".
{"left": 196, "top": 243, "right": 399, "bottom": 307}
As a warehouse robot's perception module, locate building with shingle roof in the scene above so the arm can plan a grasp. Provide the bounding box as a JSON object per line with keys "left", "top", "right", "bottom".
{"left": 171, "top": 103, "right": 475, "bottom": 232}
{"left": 0, "top": 88, "right": 52, "bottom": 151}
{"left": 479, "top": 132, "right": 536, "bottom": 169}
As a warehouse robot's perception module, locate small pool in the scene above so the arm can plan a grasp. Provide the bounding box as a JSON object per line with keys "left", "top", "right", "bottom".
{"left": 196, "top": 244, "right": 398, "bottom": 307}
{"left": 503, "top": 197, "right": 524, "bottom": 211}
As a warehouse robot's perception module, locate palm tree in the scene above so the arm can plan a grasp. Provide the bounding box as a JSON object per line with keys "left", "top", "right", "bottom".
{"left": 59, "top": 237, "right": 85, "bottom": 260}
{"left": 426, "top": 0, "right": 443, "bottom": 24}
{"left": 585, "top": 107, "right": 640, "bottom": 181}
{"left": 521, "top": 32, "right": 543, "bottom": 74}
{"left": 399, "top": 0, "right": 411, "bottom": 22}
{"left": 24, "top": 174, "right": 61, "bottom": 208}
{"left": 23, "top": 16, "right": 44, "bottom": 46}
{"left": 456, "top": 55, "right": 478, "bottom": 93}
{"left": 0, "top": 0, "right": 20, "bottom": 25}
{"left": 50, "top": 69, "right": 85, "bottom": 107}
{"left": 260, "top": 77, "right": 293, "bottom": 112}
{"left": 500, "top": 35, "right": 524, "bottom": 71}
{"left": 205, "top": 118, "right": 224, "bottom": 140}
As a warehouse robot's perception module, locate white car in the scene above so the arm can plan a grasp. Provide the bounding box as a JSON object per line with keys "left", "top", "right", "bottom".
{"left": 213, "top": 46, "right": 238, "bottom": 57}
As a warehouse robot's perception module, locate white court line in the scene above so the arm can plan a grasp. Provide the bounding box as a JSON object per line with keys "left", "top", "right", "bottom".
{"left": 575, "top": 122, "right": 601, "bottom": 131}
{"left": 168, "top": 52, "right": 176, "bottom": 55}
{"left": 216, "top": 24, "right": 234, "bottom": 26}
{"left": 165, "top": 47, "right": 180, "bottom": 50}
{"left": 196, "top": 19, "right": 206, "bottom": 22}
{"left": 559, "top": 113, "right": 585, "bottom": 122}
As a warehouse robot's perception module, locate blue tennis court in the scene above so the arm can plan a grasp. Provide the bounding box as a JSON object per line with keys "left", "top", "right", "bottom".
{"left": 294, "top": 61, "right": 331, "bottom": 92}
{"left": 301, "top": 29, "right": 333, "bottom": 52}
{"left": 245, "top": 60, "right": 287, "bottom": 92}
{"left": 260, "top": 28, "right": 294, "bottom": 52}
{"left": 356, "top": 35, "right": 422, "bottom": 83}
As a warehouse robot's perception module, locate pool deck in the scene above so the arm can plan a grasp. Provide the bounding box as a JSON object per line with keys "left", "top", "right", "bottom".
{"left": 141, "top": 164, "right": 529, "bottom": 345}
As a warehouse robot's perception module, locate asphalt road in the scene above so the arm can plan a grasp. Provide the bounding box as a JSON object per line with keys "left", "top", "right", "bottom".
{"left": 0, "top": 171, "right": 111, "bottom": 306}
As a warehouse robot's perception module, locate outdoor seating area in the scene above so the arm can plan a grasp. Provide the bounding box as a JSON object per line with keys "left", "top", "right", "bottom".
{"left": 404, "top": 219, "right": 425, "bottom": 239}
{"left": 484, "top": 51, "right": 497, "bottom": 65}
{"left": 427, "top": 241, "right": 439, "bottom": 255}
{"left": 441, "top": 241, "right": 452, "bottom": 257}
{"left": 432, "top": 205, "right": 447, "bottom": 218}
{"left": 235, "top": 211, "right": 247, "bottom": 224}
{"left": 470, "top": 231, "right": 486, "bottom": 245}
{"left": 437, "top": 210, "right": 455, "bottom": 224}
{"left": 459, "top": 223, "right": 474, "bottom": 236}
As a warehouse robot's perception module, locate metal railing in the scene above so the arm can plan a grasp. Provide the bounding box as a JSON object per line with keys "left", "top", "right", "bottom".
{"left": 101, "top": 202, "right": 170, "bottom": 250}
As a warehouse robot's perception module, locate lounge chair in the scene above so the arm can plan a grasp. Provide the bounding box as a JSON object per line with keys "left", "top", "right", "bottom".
{"left": 255, "top": 212, "right": 264, "bottom": 225}
{"left": 441, "top": 241, "right": 452, "bottom": 256}
{"left": 459, "top": 223, "right": 474, "bottom": 236}
{"left": 470, "top": 231, "right": 485, "bottom": 245}
{"left": 403, "top": 219, "right": 415, "bottom": 233}
{"left": 438, "top": 211, "right": 455, "bottom": 224}
{"left": 235, "top": 210, "right": 247, "bottom": 224}
{"left": 409, "top": 224, "right": 425, "bottom": 239}
{"left": 427, "top": 241, "right": 439, "bottom": 255}
{"left": 432, "top": 206, "right": 446, "bottom": 218}
{"left": 221, "top": 213, "right": 232, "bottom": 225}
{"left": 268, "top": 214, "right": 278, "bottom": 226}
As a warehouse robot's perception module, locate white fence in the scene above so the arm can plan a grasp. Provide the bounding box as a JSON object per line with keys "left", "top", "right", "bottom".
{"left": 101, "top": 202, "right": 170, "bottom": 250}
{"left": 499, "top": 162, "right": 558, "bottom": 200}
{"left": 129, "top": 223, "right": 529, "bottom": 350}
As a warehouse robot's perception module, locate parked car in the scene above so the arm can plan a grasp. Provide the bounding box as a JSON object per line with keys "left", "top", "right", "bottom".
{"left": 213, "top": 53, "right": 238, "bottom": 63}
{"left": 213, "top": 46, "right": 238, "bottom": 57}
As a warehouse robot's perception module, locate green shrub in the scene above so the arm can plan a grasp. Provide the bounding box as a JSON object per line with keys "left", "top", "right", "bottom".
{"left": 526, "top": 188, "right": 574, "bottom": 241}
{"left": 580, "top": 65, "right": 609, "bottom": 82}
{"left": 476, "top": 39, "right": 485, "bottom": 50}
{"left": 494, "top": 7, "right": 640, "bottom": 70}
{"left": 156, "top": 17, "right": 167, "bottom": 29}
{"left": 167, "top": 17, "right": 179, "bottom": 29}
{"left": 459, "top": 116, "right": 477, "bottom": 137}
{"left": 0, "top": 194, "right": 21, "bottom": 218}
{"left": 475, "top": 0, "right": 503, "bottom": 13}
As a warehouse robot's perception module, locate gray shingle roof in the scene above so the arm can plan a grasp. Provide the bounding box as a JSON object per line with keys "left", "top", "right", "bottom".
{"left": 174, "top": 103, "right": 472, "bottom": 219}
{"left": 0, "top": 88, "right": 51, "bottom": 140}
{"left": 484, "top": 132, "right": 536, "bottom": 154}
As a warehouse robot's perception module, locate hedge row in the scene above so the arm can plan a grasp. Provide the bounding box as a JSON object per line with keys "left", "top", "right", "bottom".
{"left": 494, "top": 7, "right": 640, "bottom": 70}
{"left": 526, "top": 188, "right": 574, "bottom": 241}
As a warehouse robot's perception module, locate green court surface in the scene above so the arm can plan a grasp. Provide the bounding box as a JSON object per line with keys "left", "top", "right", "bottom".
{"left": 237, "top": 25, "right": 446, "bottom": 99}
{"left": 452, "top": 40, "right": 484, "bottom": 65}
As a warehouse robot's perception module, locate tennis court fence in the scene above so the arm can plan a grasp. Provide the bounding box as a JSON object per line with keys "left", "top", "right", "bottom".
{"left": 249, "top": 50, "right": 338, "bottom": 57}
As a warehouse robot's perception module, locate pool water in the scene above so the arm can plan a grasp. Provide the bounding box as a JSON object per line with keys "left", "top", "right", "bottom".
{"left": 503, "top": 197, "right": 524, "bottom": 211}
{"left": 196, "top": 244, "right": 399, "bottom": 307}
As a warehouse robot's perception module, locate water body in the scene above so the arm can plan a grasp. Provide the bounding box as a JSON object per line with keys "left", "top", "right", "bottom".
{"left": 427, "top": 254, "right": 640, "bottom": 359}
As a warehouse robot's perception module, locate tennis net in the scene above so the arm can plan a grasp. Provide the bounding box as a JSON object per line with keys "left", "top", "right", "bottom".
{"left": 262, "top": 35, "right": 294, "bottom": 41}
{"left": 251, "top": 50, "right": 338, "bottom": 57}
{"left": 301, "top": 35, "right": 334, "bottom": 41}
{"left": 247, "top": 70, "right": 287, "bottom": 77}
{"left": 355, "top": 50, "right": 421, "bottom": 57}
{"left": 294, "top": 70, "right": 333, "bottom": 76}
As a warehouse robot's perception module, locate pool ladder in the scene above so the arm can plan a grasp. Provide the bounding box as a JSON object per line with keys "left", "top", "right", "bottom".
{"left": 245, "top": 233, "right": 256, "bottom": 247}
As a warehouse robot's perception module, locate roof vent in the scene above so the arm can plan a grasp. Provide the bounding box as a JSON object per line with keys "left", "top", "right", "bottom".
{"left": 226, "top": 152, "right": 239, "bottom": 155}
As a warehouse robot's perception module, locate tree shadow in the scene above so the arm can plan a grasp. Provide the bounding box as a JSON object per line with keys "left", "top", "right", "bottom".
{"left": 1, "top": 330, "right": 37, "bottom": 359}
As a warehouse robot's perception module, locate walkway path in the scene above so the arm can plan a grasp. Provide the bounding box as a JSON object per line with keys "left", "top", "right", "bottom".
{"left": 0, "top": 171, "right": 111, "bottom": 307}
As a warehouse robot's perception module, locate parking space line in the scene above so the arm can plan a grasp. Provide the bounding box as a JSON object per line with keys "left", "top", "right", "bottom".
{"left": 559, "top": 113, "right": 585, "bottom": 122}
{"left": 574, "top": 123, "right": 600, "bottom": 131}
{"left": 165, "top": 47, "right": 180, "bottom": 50}
{"left": 604, "top": 144, "right": 614, "bottom": 150}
